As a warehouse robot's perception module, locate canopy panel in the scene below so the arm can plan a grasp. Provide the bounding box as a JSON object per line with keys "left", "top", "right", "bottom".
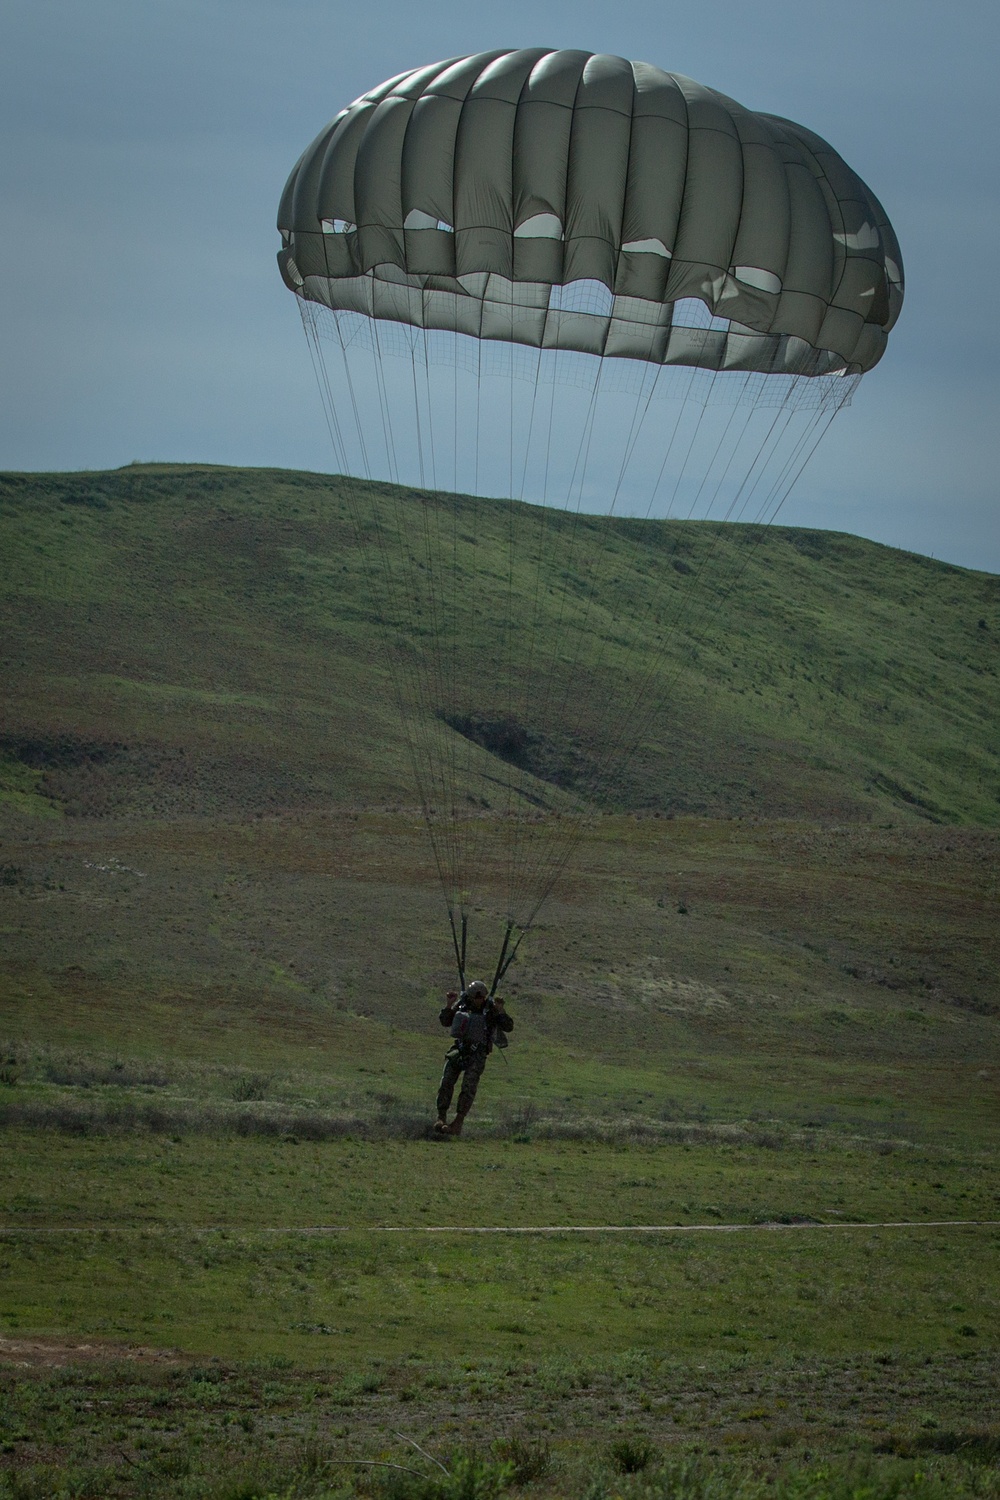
{"left": 278, "top": 49, "right": 903, "bottom": 376}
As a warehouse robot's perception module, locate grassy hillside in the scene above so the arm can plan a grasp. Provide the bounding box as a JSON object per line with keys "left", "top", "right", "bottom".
{"left": 1, "top": 811, "right": 997, "bottom": 1141}
{"left": 1, "top": 463, "right": 997, "bottom": 825}
{"left": 2, "top": 460, "right": 995, "bottom": 1131}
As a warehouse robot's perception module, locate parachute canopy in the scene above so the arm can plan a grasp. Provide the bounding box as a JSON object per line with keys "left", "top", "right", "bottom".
{"left": 278, "top": 48, "right": 903, "bottom": 378}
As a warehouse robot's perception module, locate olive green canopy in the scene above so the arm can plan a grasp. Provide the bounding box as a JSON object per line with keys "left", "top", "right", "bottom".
{"left": 278, "top": 50, "right": 903, "bottom": 376}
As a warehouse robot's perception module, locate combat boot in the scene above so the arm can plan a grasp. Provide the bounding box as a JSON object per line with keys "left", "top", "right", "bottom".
{"left": 444, "top": 1110, "right": 468, "bottom": 1137}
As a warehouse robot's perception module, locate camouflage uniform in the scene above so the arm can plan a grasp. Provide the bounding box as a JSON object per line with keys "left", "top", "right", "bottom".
{"left": 436, "top": 996, "right": 513, "bottom": 1120}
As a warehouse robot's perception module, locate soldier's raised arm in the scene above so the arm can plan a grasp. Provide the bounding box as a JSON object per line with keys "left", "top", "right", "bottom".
{"left": 439, "top": 990, "right": 459, "bottom": 1026}
{"left": 492, "top": 996, "right": 514, "bottom": 1032}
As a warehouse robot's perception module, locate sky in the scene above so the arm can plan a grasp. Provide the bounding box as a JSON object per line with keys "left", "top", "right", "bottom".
{"left": 1, "top": 0, "right": 997, "bottom": 572}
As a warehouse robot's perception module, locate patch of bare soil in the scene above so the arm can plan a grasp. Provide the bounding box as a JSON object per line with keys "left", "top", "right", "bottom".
{"left": 586, "top": 964, "right": 731, "bottom": 1016}
{"left": 0, "top": 1335, "right": 187, "bottom": 1368}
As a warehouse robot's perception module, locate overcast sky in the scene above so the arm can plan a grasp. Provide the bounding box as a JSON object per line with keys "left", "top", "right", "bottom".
{"left": 1, "top": 0, "right": 997, "bottom": 572}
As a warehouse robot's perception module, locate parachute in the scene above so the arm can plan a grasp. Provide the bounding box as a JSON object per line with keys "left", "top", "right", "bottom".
{"left": 278, "top": 49, "right": 903, "bottom": 988}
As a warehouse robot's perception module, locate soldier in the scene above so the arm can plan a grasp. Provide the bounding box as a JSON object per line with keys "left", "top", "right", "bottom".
{"left": 433, "top": 979, "right": 513, "bottom": 1137}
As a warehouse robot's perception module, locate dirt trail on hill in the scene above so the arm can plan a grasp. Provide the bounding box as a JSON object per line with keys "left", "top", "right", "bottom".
{"left": 3, "top": 1218, "right": 997, "bottom": 1235}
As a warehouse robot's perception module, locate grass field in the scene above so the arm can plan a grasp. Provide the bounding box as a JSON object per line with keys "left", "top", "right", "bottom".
{"left": 2, "top": 810, "right": 998, "bottom": 1496}
{"left": 4, "top": 1130, "right": 1000, "bottom": 1362}
{"left": 1, "top": 465, "right": 998, "bottom": 1495}
{"left": 2, "top": 1123, "right": 999, "bottom": 1496}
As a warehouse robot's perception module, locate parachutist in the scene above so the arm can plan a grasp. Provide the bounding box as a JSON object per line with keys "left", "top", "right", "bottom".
{"left": 433, "top": 979, "right": 513, "bottom": 1137}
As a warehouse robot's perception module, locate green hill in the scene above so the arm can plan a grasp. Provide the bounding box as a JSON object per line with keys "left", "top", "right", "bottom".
{"left": 1, "top": 463, "right": 997, "bottom": 827}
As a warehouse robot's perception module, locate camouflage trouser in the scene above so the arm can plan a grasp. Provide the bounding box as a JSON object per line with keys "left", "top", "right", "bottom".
{"left": 436, "top": 1045, "right": 488, "bottom": 1118}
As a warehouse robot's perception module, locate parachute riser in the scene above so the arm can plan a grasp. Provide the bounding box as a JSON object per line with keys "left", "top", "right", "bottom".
{"left": 447, "top": 907, "right": 467, "bottom": 993}
{"left": 447, "top": 915, "right": 528, "bottom": 998}
{"left": 489, "top": 920, "right": 528, "bottom": 997}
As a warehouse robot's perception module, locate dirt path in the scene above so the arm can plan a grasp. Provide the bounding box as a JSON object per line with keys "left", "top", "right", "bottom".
{"left": 2, "top": 1218, "right": 998, "bottom": 1234}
